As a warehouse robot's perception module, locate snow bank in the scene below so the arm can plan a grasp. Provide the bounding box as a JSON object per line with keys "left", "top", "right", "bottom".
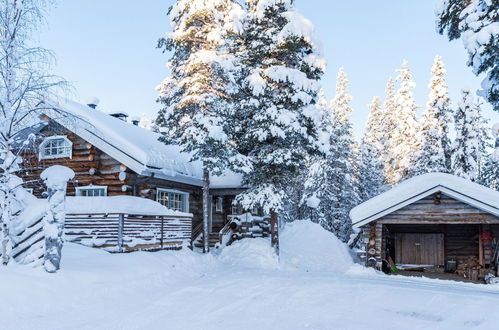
{"left": 65, "top": 196, "right": 191, "bottom": 217}
{"left": 280, "top": 220, "right": 353, "bottom": 273}
{"left": 218, "top": 238, "right": 279, "bottom": 270}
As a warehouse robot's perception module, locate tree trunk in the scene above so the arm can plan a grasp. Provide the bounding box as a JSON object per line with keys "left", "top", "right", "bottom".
{"left": 202, "top": 167, "right": 210, "bottom": 253}
{"left": 1, "top": 220, "right": 9, "bottom": 265}
{"left": 270, "top": 211, "right": 279, "bottom": 255}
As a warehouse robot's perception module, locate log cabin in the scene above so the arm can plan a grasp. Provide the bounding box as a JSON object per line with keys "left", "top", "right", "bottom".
{"left": 351, "top": 173, "right": 499, "bottom": 281}
{"left": 17, "top": 99, "right": 261, "bottom": 249}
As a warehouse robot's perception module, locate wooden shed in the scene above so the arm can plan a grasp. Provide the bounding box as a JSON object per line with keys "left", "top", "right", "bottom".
{"left": 350, "top": 173, "right": 499, "bottom": 280}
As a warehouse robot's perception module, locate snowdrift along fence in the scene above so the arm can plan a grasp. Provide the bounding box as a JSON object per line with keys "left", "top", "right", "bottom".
{"left": 65, "top": 213, "right": 192, "bottom": 252}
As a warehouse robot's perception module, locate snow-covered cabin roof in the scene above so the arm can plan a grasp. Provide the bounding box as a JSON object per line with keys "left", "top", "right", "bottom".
{"left": 65, "top": 196, "right": 191, "bottom": 217}
{"left": 350, "top": 173, "right": 499, "bottom": 229}
{"left": 41, "top": 99, "right": 242, "bottom": 188}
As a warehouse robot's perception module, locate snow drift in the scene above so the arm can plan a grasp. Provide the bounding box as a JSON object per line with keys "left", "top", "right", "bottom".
{"left": 280, "top": 220, "right": 353, "bottom": 272}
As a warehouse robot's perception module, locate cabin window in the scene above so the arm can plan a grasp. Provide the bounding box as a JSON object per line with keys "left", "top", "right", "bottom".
{"left": 39, "top": 136, "right": 72, "bottom": 160}
{"left": 231, "top": 203, "right": 239, "bottom": 215}
{"left": 25, "top": 188, "right": 33, "bottom": 194}
{"left": 156, "top": 189, "right": 189, "bottom": 212}
{"left": 251, "top": 206, "right": 259, "bottom": 215}
{"left": 215, "top": 197, "right": 223, "bottom": 213}
{"left": 76, "top": 185, "right": 107, "bottom": 197}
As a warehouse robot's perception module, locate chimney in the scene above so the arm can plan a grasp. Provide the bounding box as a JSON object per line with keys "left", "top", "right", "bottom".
{"left": 109, "top": 111, "right": 129, "bottom": 121}
{"left": 131, "top": 116, "right": 140, "bottom": 126}
{"left": 86, "top": 97, "right": 100, "bottom": 109}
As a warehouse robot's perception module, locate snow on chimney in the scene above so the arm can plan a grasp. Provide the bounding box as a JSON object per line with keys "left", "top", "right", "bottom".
{"left": 86, "top": 97, "right": 100, "bottom": 109}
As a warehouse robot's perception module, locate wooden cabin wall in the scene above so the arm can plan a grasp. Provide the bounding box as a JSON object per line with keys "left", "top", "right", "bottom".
{"left": 20, "top": 124, "right": 131, "bottom": 197}
{"left": 377, "top": 194, "right": 499, "bottom": 224}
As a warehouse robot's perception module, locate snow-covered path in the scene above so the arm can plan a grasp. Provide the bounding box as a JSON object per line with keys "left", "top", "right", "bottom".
{"left": 2, "top": 221, "right": 499, "bottom": 330}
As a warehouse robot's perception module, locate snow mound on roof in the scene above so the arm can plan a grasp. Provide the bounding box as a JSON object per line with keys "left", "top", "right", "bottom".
{"left": 218, "top": 238, "right": 279, "bottom": 270}
{"left": 65, "top": 196, "right": 191, "bottom": 217}
{"left": 350, "top": 172, "right": 499, "bottom": 227}
{"left": 280, "top": 220, "right": 353, "bottom": 273}
{"left": 53, "top": 99, "right": 202, "bottom": 178}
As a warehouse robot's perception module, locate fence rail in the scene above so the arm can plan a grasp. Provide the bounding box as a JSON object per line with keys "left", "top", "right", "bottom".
{"left": 65, "top": 213, "right": 192, "bottom": 252}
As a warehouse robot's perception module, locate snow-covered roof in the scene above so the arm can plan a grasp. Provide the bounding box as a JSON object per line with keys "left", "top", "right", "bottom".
{"left": 350, "top": 173, "right": 499, "bottom": 228}
{"left": 42, "top": 99, "right": 242, "bottom": 188}
{"left": 65, "top": 196, "right": 191, "bottom": 217}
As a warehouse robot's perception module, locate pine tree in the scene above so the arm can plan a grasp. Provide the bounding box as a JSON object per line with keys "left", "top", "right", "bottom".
{"left": 234, "top": 0, "right": 325, "bottom": 216}
{"left": 358, "top": 96, "right": 386, "bottom": 201}
{"left": 436, "top": 0, "right": 498, "bottom": 111}
{"left": 453, "top": 90, "right": 491, "bottom": 181}
{"left": 156, "top": 0, "right": 245, "bottom": 252}
{"left": 413, "top": 56, "right": 453, "bottom": 175}
{"left": 385, "top": 60, "right": 421, "bottom": 185}
{"left": 303, "top": 69, "right": 357, "bottom": 242}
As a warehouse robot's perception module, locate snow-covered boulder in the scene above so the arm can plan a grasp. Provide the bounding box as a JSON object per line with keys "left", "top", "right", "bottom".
{"left": 280, "top": 220, "right": 353, "bottom": 273}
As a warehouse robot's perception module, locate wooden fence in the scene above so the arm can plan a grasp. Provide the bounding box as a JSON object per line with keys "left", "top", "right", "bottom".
{"left": 65, "top": 213, "right": 192, "bottom": 252}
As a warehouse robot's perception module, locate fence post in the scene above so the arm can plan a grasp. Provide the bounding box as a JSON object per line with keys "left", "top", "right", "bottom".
{"left": 117, "top": 214, "right": 125, "bottom": 252}
{"left": 160, "top": 217, "right": 164, "bottom": 249}
{"left": 270, "top": 211, "right": 279, "bottom": 255}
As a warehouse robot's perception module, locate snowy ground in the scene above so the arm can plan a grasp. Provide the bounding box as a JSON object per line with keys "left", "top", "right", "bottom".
{"left": 1, "top": 221, "right": 499, "bottom": 330}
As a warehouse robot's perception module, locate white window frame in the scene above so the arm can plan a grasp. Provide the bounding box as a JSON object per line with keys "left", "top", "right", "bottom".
{"left": 231, "top": 203, "right": 240, "bottom": 215}
{"left": 215, "top": 197, "right": 223, "bottom": 213}
{"left": 156, "top": 188, "right": 189, "bottom": 212}
{"left": 76, "top": 185, "right": 107, "bottom": 197}
{"left": 39, "top": 135, "right": 72, "bottom": 160}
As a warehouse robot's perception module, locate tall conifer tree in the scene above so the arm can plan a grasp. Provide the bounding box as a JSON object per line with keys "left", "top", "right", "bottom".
{"left": 234, "top": 0, "right": 325, "bottom": 217}
{"left": 156, "top": 0, "right": 244, "bottom": 252}
{"left": 385, "top": 60, "right": 421, "bottom": 185}
{"left": 413, "top": 56, "right": 453, "bottom": 175}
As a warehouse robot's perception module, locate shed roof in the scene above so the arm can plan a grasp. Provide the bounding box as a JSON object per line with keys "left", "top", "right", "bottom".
{"left": 350, "top": 173, "right": 499, "bottom": 229}
{"left": 41, "top": 99, "right": 242, "bottom": 188}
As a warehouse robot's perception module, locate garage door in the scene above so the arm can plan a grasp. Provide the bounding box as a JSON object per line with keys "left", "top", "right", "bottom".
{"left": 394, "top": 233, "right": 444, "bottom": 265}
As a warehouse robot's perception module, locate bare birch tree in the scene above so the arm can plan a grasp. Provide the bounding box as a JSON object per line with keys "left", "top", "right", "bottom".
{"left": 0, "top": 0, "right": 66, "bottom": 264}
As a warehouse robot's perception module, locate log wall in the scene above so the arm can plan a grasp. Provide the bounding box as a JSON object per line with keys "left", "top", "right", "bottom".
{"left": 360, "top": 193, "right": 499, "bottom": 270}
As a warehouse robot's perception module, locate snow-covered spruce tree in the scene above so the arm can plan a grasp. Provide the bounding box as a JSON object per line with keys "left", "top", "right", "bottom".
{"left": 436, "top": 0, "right": 498, "bottom": 111}
{"left": 156, "top": 0, "right": 245, "bottom": 253}
{"left": 493, "top": 122, "right": 499, "bottom": 161}
{"left": 303, "top": 69, "right": 357, "bottom": 242}
{"left": 41, "top": 165, "right": 74, "bottom": 273}
{"left": 382, "top": 77, "right": 398, "bottom": 183}
{"left": 0, "top": 0, "right": 66, "bottom": 264}
{"left": 412, "top": 56, "right": 453, "bottom": 175}
{"left": 385, "top": 60, "right": 421, "bottom": 185}
{"left": 358, "top": 96, "right": 386, "bottom": 202}
{"left": 234, "top": 0, "right": 325, "bottom": 222}
{"left": 453, "top": 90, "right": 491, "bottom": 181}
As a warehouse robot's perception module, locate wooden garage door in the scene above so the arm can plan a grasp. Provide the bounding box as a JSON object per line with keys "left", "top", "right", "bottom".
{"left": 395, "top": 233, "right": 444, "bottom": 265}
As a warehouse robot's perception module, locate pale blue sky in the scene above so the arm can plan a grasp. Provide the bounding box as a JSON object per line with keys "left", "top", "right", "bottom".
{"left": 40, "top": 1, "right": 498, "bottom": 138}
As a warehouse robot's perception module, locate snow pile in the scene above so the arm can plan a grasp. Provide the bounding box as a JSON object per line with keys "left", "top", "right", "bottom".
{"left": 218, "top": 238, "right": 279, "bottom": 270}
{"left": 65, "top": 196, "right": 191, "bottom": 217}
{"left": 280, "top": 220, "right": 353, "bottom": 272}
{"left": 41, "top": 165, "right": 75, "bottom": 188}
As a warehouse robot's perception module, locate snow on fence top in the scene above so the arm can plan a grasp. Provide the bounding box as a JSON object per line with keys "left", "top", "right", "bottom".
{"left": 65, "top": 196, "right": 192, "bottom": 217}
{"left": 43, "top": 99, "right": 241, "bottom": 188}
{"left": 350, "top": 172, "right": 499, "bottom": 228}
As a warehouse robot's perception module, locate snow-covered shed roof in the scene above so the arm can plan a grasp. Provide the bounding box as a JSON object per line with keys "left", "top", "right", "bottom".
{"left": 41, "top": 100, "right": 242, "bottom": 188}
{"left": 350, "top": 173, "right": 499, "bottom": 229}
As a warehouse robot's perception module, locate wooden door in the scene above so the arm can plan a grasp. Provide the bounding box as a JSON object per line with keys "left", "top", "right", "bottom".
{"left": 395, "top": 233, "right": 444, "bottom": 265}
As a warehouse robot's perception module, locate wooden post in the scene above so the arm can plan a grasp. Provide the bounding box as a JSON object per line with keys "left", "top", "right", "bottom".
{"left": 479, "top": 224, "right": 484, "bottom": 267}
{"left": 117, "top": 214, "right": 124, "bottom": 253}
{"left": 160, "top": 217, "right": 164, "bottom": 249}
{"left": 202, "top": 168, "right": 210, "bottom": 253}
{"left": 270, "top": 211, "right": 279, "bottom": 255}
